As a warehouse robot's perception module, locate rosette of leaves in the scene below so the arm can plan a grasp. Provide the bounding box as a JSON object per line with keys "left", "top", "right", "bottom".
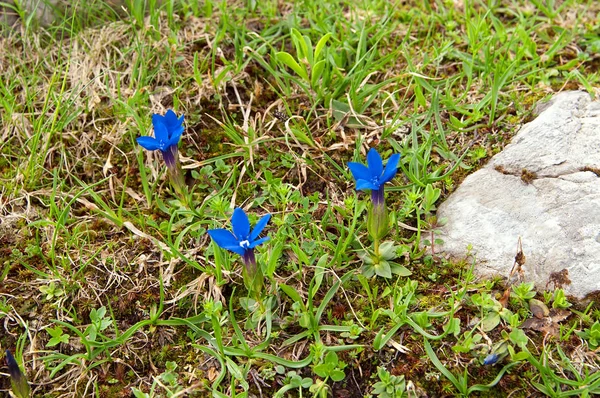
{"left": 370, "top": 367, "right": 407, "bottom": 398}
{"left": 359, "top": 241, "right": 411, "bottom": 278}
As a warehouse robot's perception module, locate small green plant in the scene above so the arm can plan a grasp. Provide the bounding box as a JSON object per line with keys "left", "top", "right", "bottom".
{"left": 552, "top": 289, "right": 571, "bottom": 309}
{"left": 46, "top": 326, "right": 70, "bottom": 347}
{"left": 131, "top": 388, "right": 150, "bottom": 398}
{"left": 512, "top": 282, "right": 536, "bottom": 301}
{"left": 471, "top": 292, "right": 512, "bottom": 332}
{"left": 85, "top": 306, "right": 112, "bottom": 342}
{"left": 313, "top": 351, "right": 346, "bottom": 383}
{"left": 453, "top": 331, "right": 483, "bottom": 354}
{"left": 577, "top": 321, "right": 600, "bottom": 348}
{"left": 522, "top": 345, "right": 600, "bottom": 396}
{"left": 340, "top": 322, "right": 364, "bottom": 341}
{"left": 39, "top": 281, "right": 65, "bottom": 301}
{"left": 468, "top": 146, "right": 487, "bottom": 162}
{"left": 130, "top": 361, "right": 185, "bottom": 397}
{"left": 425, "top": 340, "right": 518, "bottom": 396}
{"left": 159, "top": 361, "right": 184, "bottom": 396}
{"left": 359, "top": 241, "right": 411, "bottom": 278}
{"left": 274, "top": 371, "right": 313, "bottom": 398}
{"left": 370, "top": 367, "right": 407, "bottom": 398}
{"left": 275, "top": 28, "right": 334, "bottom": 104}
{"left": 280, "top": 271, "right": 355, "bottom": 344}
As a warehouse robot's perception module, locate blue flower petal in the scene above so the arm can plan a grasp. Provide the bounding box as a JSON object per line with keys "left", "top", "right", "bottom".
{"left": 223, "top": 245, "right": 246, "bottom": 256}
{"left": 231, "top": 208, "right": 250, "bottom": 240}
{"left": 207, "top": 228, "right": 239, "bottom": 247}
{"left": 164, "top": 110, "right": 184, "bottom": 137}
{"left": 153, "top": 122, "right": 169, "bottom": 145}
{"left": 356, "top": 179, "right": 379, "bottom": 191}
{"left": 248, "top": 236, "right": 270, "bottom": 248}
{"left": 165, "top": 109, "right": 178, "bottom": 123}
{"left": 366, "top": 148, "right": 383, "bottom": 179}
{"left": 136, "top": 136, "right": 161, "bottom": 151}
{"left": 168, "top": 128, "right": 183, "bottom": 148}
{"left": 483, "top": 353, "right": 499, "bottom": 365}
{"left": 347, "top": 162, "right": 371, "bottom": 182}
{"left": 250, "top": 214, "right": 271, "bottom": 241}
{"left": 207, "top": 229, "right": 245, "bottom": 256}
{"left": 152, "top": 113, "right": 165, "bottom": 127}
{"left": 380, "top": 153, "right": 400, "bottom": 183}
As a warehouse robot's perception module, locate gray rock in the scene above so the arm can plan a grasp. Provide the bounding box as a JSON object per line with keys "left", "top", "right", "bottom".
{"left": 437, "top": 91, "right": 600, "bottom": 299}
{"left": 0, "top": 0, "right": 131, "bottom": 30}
{"left": 1, "top": 0, "right": 61, "bottom": 28}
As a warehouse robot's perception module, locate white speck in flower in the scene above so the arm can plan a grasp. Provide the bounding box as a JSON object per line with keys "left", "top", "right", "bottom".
{"left": 239, "top": 240, "right": 250, "bottom": 248}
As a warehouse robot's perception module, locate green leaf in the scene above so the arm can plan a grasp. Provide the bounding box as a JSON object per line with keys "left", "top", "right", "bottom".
{"left": 511, "top": 350, "right": 531, "bottom": 361}
{"left": 314, "top": 33, "right": 332, "bottom": 61}
{"left": 424, "top": 340, "right": 463, "bottom": 394}
{"left": 375, "top": 260, "right": 392, "bottom": 278}
{"left": 509, "top": 328, "right": 529, "bottom": 349}
{"left": 301, "top": 377, "right": 313, "bottom": 388}
{"left": 279, "top": 283, "right": 303, "bottom": 306}
{"left": 290, "top": 28, "right": 309, "bottom": 62}
{"left": 324, "top": 351, "right": 338, "bottom": 365}
{"left": 331, "top": 369, "right": 345, "bottom": 382}
{"left": 482, "top": 312, "right": 501, "bottom": 331}
{"left": 390, "top": 262, "right": 412, "bottom": 277}
{"left": 313, "top": 363, "right": 330, "bottom": 378}
{"left": 266, "top": 241, "right": 284, "bottom": 277}
{"left": 46, "top": 326, "right": 64, "bottom": 338}
{"left": 225, "top": 357, "right": 249, "bottom": 390}
{"left": 86, "top": 325, "right": 97, "bottom": 342}
{"left": 289, "top": 126, "right": 316, "bottom": 147}
{"left": 378, "top": 241, "right": 397, "bottom": 260}
{"left": 313, "top": 254, "right": 328, "bottom": 293}
{"left": 311, "top": 59, "right": 326, "bottom": 88}
{"left": 47, "top": 334, "right": 69, "bottom": 347}
{"left": 443, "top": 317, "right": 461, "bottom": 337}
{"left": 276, "top": 52, "right": 308, "bottom": 81}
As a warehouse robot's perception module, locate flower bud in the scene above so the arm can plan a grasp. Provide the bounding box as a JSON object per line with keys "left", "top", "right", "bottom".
{"left": 367, "top": 202, "right": 388, "bottom": 241}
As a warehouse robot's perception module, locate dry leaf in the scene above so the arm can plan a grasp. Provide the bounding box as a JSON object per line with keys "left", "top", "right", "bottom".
{"left": 499, "top": 288, "right": 511, "bottom": 308}
{"left": 521, "top": 307, "right": 571, "bottom": 337}
{"left": 207, "top": 367, "right": 219, "bottom": 382}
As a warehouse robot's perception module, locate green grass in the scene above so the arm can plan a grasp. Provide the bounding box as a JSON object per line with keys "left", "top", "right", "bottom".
{"left": 1, "top": 0, "right": 600, "bottom": 396}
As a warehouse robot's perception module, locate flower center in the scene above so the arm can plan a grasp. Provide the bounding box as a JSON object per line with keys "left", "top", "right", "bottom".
{"left": 239, "top": 240, "right": 250, "bottom": 248}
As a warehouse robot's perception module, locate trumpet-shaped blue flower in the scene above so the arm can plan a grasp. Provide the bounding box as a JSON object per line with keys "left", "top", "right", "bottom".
{"left": 6, "top": 349, "right": 30, "bottom": 398}
{"left": 208, "top": 208, "right": 271, "bottom": 266}
{"left": 137, "top": 110, "right": 185, "bottom": 168}
{"left": 348, "top": 148, "right": 400, "bottom": 205}
{"left": 483, "top": 353, "right": 499, "bottom": 365}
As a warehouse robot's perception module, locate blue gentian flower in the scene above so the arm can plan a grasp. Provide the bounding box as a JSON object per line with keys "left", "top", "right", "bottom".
{"left": 137, "top": 110, "right": 185, "bottom": 168}
{"left": 208, "top": 208, "right": 271, "bottom": 266}
{"left": 348, "top": 148, "right": 400, "bottom": 205}
{"left": 483, "top": 353, "right": 499, "bottom": 365}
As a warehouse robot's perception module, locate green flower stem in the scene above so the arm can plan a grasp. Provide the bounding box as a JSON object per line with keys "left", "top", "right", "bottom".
{"left": 167, "top": 160, "right": 188, "bottom": 204}
{"left": 242, "top": 250, "right": 264, "bottom": 302}
{"left": 367, "top": 202, "right": 389, "bottom": 244}
{"left": 243, "top": 262, "right": 264, "bottom": 302}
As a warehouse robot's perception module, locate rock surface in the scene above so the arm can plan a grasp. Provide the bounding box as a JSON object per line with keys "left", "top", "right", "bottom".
{"left": 0, "top": 0, "right": 129, "bottom": 29}
{"left": 437, "top": 91, "right": 600, "bottom": 299}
